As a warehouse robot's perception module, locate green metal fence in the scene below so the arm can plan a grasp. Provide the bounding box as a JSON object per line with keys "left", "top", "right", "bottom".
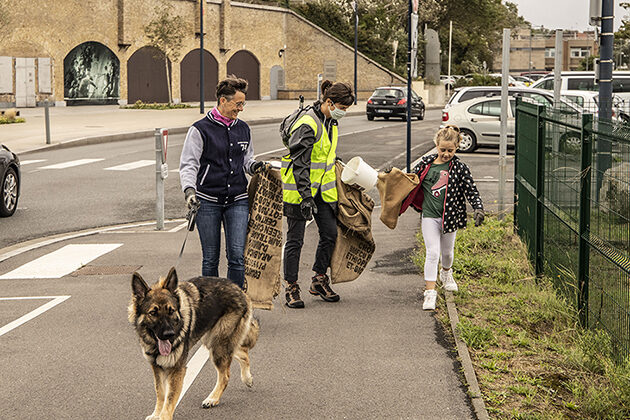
{"left": 515, "top": 98, "right": 630, "bottom": 361}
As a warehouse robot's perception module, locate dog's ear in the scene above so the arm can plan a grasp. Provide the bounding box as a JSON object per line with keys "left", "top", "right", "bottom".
{"left": 132, "top": 272, "right": 150, "bottom": 300}
{"left": 164, "top": 267, "right": 178, "bottom": 293}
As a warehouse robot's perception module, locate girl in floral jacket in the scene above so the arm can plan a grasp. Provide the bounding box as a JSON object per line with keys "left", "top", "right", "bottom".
{"left": 401, "top": 125, "right": 485, "bottom": 310}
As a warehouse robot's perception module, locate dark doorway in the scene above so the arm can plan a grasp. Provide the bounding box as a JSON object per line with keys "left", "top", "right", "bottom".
{"left": 227, "top": 50, "right": 260, "bottom": 100}
{"left": 127, "top": 46, "right": 171, "bottom": 103}
{"left": 180, "top": 49, "right": 218, "bottom": 103}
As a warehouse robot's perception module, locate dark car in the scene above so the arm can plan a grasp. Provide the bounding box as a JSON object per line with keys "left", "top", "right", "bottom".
{"left": 366, "top": 86, "right": 425, "bottom": 121}
{"left": 0, "top": 144, "right": 20, "bottom": 217}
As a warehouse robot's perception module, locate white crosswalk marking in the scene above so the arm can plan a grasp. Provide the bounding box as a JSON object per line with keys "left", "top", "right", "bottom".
{"left": 0, "top": 244, "right": 122, "bottom": 279}
{"left": 0, "top": 296, "right": 70, "bottom": 337}
{"left": 104, "top": 160, "right": 155, "bottom": 171}
{"left": 39, "top": 158, "right": 104, "bottom": 169}
{"left": 19, "top": 159, "right": 47, "bottom": 165}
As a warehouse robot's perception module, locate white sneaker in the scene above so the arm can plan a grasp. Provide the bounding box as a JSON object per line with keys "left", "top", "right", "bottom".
{"left": 423, "top": 289, "right": 437, "bottom": 310}
{"left": 440, "top": 269, "right": 458, "bottom": 292}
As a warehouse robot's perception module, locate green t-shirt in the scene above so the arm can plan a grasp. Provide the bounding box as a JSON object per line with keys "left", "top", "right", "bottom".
{"left": 421, "top": 162, "right": 449, "bottom": 218}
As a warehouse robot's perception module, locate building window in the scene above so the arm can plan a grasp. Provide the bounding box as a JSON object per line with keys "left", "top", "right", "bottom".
{"left": 570, "top": 48, "right": 590, "bottom": 58}
{"left": 545, "top": 48, "right": 555, "bottom": 58}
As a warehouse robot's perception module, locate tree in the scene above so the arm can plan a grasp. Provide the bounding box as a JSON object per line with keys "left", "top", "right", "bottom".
{"left": 144, "top": 2, "right": 188, "bottom": 104}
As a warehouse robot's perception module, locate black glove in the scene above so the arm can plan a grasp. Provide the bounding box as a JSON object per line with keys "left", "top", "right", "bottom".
{"left": 474, "top": 209, "right": 485, "bottom": 227}
{"left": 185, "top": 187, "right": 200, "bottom": 210}
{"left": 383, "top": 165, "right": 394, "bottom": 174}
{"left": 300, "top": 197, "right": 318, "bottom": 220}
{"left": 252, "top": 161, "right": 270, "bottom": 174}
{"left": 335, "top": 156, "right": 343, "bottom": 163}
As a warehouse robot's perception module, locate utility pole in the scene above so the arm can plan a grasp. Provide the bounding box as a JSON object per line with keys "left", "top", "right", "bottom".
{"left": 553, "top": 30, "right": 563, "bottom": 107}
{"left": 597, "top": 0, "right": 614, "bottom": 197}
{"left": 499, "top": 29, "right": 510, "bottom": 220}
{"left": 199, "top": 0, "right": 204, "bottom": 114}
{"left": 353, "top": 1, "right": 358, "bottom": 105}
{"left": 528, "top": 28, "right": 532, "bottom": 76}
{"left": 447, "top": 20, "right": 452, "bottom": 98}
{"left": 406, "top": 0, "right": 412, "bottom": 172}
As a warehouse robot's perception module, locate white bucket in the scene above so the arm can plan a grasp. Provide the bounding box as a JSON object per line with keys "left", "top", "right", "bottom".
{"left": 341, "top": 156, "right": 378, "bottom": 190}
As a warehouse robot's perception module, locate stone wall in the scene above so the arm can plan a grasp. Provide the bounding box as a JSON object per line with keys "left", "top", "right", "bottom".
{"left": 0, "top": 0, "right": 404, "bottom": 107}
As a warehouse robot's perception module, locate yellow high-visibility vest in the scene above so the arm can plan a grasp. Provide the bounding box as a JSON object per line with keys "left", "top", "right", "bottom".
{"left": 281, "top": 109, "right": 338, "bottom": 205}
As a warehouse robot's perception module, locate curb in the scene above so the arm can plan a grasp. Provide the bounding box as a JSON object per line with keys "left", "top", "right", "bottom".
{"left": 444, "top": 290, "right": 490, "bottom": 420}
{"left": 18, "top": 106, "right": 442, "bottom": 156}
{"left": 0, "top": 219, "right": 185, "bottom": 264}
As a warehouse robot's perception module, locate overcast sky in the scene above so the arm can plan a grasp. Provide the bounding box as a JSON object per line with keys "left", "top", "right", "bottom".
{"left": 507, "top": 0, "right": 626, "bottom": 31}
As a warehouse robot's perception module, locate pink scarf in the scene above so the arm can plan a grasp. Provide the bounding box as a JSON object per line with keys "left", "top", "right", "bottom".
{"left": 211, "top": 107, "right": 235, "bottom": 126}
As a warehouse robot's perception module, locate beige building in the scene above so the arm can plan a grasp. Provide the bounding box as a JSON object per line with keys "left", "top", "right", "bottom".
{"left": 0, "top": 0, "right": 404, "bottom": 107}
{"left": 493, "top": 28, "right": 598, "bottom": 74}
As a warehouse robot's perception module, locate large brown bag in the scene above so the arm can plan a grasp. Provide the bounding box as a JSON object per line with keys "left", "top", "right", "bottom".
{"left": 244, "top": 169, "right": 283, "bottom": 309}
{"left": 376, "top": 168, "right": 419, "bottom": 230}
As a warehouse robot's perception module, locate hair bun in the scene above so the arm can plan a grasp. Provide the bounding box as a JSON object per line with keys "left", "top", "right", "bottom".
{"left": 321, "top": 80, "right": 333, "bottom": 95}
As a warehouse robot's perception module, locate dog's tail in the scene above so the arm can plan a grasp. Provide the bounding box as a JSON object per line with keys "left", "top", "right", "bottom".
{"left": 241, "top": 316, "right": 259, "bottom": 350}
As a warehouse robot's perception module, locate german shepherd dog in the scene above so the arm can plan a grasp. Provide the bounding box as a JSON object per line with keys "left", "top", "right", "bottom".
{"left": 128, "top": 267, "right": 259, "bottom": 420}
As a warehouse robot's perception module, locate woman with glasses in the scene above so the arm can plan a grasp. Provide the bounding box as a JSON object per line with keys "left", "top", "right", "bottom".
{"left": 179, "top": 76, "right": 268, "bottom": 289}
{"left": 281, "top": 80, "right": 354, "bottom": 308}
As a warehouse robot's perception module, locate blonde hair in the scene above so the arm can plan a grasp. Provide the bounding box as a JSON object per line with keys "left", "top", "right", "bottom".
{"left": 434, "top": 125, "right": 461, "bottom": 147}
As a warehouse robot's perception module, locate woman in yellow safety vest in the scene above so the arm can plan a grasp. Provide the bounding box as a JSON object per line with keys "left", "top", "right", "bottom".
{"left": 281, "top": 80, "right": 354, "bottom": 308}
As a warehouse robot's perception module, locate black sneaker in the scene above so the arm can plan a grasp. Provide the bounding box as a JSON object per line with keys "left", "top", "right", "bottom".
{"left": 309, "top": 273, "right": 340, "bottom": 302}
{"left": 285, "top": 283, "right": 305, "bottom": 308}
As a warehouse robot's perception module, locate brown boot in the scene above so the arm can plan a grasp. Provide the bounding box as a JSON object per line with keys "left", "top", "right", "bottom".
{"left": 309, "top": 273, "right": 340, "bottom": 302}
{"left": 285, "top": 282, "right": 305, "bottom": 308}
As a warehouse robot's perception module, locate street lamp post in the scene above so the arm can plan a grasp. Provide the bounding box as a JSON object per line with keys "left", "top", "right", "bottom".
{"left": 353, "top": 1, "right": 358, "bottom": 105}
{"left": 199, "top": 0, "right": 204, "bottom": 114}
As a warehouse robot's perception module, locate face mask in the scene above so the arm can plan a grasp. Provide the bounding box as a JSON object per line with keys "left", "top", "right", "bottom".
{"left": 329, "top": 103, "right": 346, "bottom": 120}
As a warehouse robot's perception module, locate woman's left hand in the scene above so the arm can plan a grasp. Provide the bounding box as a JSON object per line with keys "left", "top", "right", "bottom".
{"left": 473, "top": 209, "right": 485, "bottom": 227}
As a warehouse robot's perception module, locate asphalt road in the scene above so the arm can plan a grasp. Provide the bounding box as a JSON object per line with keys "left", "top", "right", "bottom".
{"left": 0, "top": 111, "right": 442, "bottom": 249}
{"left": 0, "top": 108, "right": 481, "bottom": 419}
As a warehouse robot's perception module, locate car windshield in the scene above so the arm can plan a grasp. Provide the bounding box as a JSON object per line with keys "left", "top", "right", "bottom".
{"left": 372, "top": 89, "right": 403, "bottom": 98}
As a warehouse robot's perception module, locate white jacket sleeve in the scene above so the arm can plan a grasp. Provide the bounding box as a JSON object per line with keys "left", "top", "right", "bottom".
{"left": 179, "top": 126, "right": 203, "bottom": 192}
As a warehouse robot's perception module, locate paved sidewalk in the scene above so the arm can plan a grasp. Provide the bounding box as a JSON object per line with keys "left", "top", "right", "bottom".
{"left": 0, "top": 100, "right": 444, "bottom": 155}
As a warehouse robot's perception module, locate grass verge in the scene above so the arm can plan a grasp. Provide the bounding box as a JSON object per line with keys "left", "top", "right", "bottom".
{"left": 0, "top": 116, "right": 25, "bottom": 124}
{"left": 414, "top": 215, "right": 630, "bottom": 419}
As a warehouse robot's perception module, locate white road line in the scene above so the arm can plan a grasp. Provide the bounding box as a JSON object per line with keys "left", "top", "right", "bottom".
{"left": 0, "top": 295, "right": 70, "bottom": 337}
{"left": 39, "top": 158, "right": 104, "bottom": 169}
{"left": 19, "top": 159, "right": 47, "bottom": 165}
{"left": 0, "top": 243, "right": 122, "bottom": 279}
{"left": 176, "top": 346, "right": 210, "bottom": 407}
{"left": 104, "top": 160, "right": 154, "bottom": 171}
{"left": 168, "top": 222, "right": 188, "bottom": 233}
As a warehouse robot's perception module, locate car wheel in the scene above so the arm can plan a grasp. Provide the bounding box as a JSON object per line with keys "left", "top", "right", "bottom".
{"left": 1, "top": 167, "right": 18, "bottom": 217}
{"left": 417, "top": 107, "right": 425, "bottom": 121}
{"left": 560, "top": 133, "right": 581, "bottom": 154}
{"left": 458, "top": 129, "right": 477, "bottom": 153}
{"left": 367, "top": 114, "right": 374, "bottom": 121}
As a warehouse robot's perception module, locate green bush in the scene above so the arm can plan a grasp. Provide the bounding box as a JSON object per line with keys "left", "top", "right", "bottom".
{"left": 123, "top": 100, "right": 192, "bottom": 110}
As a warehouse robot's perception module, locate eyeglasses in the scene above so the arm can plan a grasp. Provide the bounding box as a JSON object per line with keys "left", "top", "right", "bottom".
{"left": 232, "top": 101, "right": 246, "bottom": 109}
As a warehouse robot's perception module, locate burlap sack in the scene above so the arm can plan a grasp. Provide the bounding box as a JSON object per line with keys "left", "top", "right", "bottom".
{"left": 376, "top": 168, "right": 419, "bottom": 230}
{"left": 244, "top": 169, "right": 283, "bottom": 310}
{"left": 330, "top": 224, "right": 376, "bottom": 284}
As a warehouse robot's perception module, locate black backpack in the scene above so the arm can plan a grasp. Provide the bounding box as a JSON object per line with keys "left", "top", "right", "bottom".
{"left": 279, "top": 95, "right": 309, "bottom": 148}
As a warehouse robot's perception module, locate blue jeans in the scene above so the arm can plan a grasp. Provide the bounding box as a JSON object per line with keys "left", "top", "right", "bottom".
{"left": 196, "top": 199, "right": 249, "bottom": 288}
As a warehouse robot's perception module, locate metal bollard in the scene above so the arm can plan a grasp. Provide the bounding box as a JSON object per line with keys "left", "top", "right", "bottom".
{"left": 44, "top": 99, "right": 51, "bottom": 144}
{"left": 155, "top": 128, "right": 165, "bottom": 230}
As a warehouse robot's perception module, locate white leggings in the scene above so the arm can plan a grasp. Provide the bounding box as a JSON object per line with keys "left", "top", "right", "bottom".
{"left": 421, "top": 217, "right": 457, "bottom": 282}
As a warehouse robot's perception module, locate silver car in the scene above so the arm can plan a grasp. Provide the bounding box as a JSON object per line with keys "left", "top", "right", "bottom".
{"left": 441, "top": 96, "right": 582, "bottom": 153}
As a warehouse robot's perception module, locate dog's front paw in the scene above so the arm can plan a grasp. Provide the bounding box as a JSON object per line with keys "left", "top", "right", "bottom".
{"left": 242, "top": 373, "right": 253, "bottom": 388}
{"left": 145, "top": 415, "right": 160, "bottom": 420}
{"left": 202, "top": 396, "right": 220, "bottom": 408}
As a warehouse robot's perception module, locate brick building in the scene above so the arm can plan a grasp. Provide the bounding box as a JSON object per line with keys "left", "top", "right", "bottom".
{"left": 0, "top": 0, "right": 403, "bottom": 107}
{"left": 492, "top": 28, "right": 599, "bottom": 74}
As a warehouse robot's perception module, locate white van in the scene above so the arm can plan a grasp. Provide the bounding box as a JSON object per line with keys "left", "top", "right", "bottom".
{"left": 531, "top": 71, "right": 630, "bottom": 100}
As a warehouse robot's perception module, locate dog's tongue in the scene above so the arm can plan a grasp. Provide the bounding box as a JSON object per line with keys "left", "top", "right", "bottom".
{"left": 158, "top": 339, "right": 172, "bottom": 356}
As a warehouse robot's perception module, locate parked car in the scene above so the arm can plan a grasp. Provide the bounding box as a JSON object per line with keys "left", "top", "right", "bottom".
{"left": 441, "top": 96, "right": 581, "bottom": 153}
{"left": 445, "top": 86, "right": 566, "bottom": 110}
{"left": 514, "top": 75, "right": 534, "bottom": 86}
{"left": 531, "top": 71, "right": 630, "bottom": 100}
{"left": 0, "top": 144, "right": 20, "bottom": 217}
{"left": 519, "top": 71, "right": 549, "bottom": 81}
{"left": 440, "top": 75, "right": 456, "bottom": 89}
{"left": 366, "top": 86, "right": 425, "bottom": 121}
